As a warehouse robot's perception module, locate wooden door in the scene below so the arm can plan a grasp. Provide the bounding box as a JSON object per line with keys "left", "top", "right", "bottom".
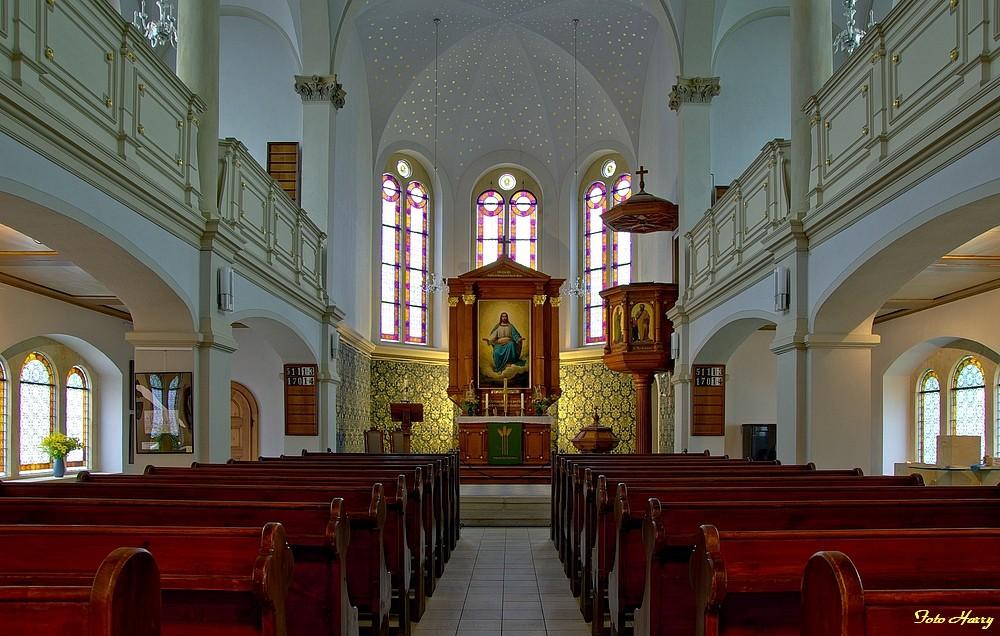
{"left": 230, "top": 382, "right": 259, "bottom": 461}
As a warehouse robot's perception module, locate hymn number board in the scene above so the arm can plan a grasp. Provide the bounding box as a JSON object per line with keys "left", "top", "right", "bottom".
{"left": 692, "top": 364, "right": 725, "bottom": 436}
{"left": 284, "top": 363, "right": 318, "bottom": 436}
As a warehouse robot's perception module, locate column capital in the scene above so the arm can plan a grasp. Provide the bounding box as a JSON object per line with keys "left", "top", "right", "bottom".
{"left": 668, "top": 76, "right": 721, "bottom": 111}
{"left": 295, "top": 74, "right": 347, "bottom": 108}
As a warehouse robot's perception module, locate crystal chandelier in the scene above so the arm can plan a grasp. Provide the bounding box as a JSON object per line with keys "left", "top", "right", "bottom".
{"left": 422, "top": 272, "right": 448, "bottom": 294}
{"left": 134, "top": 0, "right": 178, "bottom": 50}
{"left": 833, "top": 0, "right": 874, "bottom": 55}
{"left": 563, "top": 276, "right": 589, "bottom": 299}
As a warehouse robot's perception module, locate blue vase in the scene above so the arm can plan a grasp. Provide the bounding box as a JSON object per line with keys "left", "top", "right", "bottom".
{"left": 52, "top": 457, "right": 66, "bottom": 478}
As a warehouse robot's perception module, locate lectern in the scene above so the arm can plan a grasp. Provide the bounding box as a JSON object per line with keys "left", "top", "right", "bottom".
{"left": 389, "top": 403, "right": 423, "bottom": 454}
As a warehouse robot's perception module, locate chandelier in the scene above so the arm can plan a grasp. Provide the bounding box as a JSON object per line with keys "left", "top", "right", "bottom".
{"left": 563, "top": 276, "right": 589, "bottom": 299}
{"left": 422, "top": 272, "right": 448, "bottom": 294}
{"left": 833, "top": 0, "right": 874, "bottom": 55}
{"left": 133, "top": 0, "right": 178, "bottom": 50}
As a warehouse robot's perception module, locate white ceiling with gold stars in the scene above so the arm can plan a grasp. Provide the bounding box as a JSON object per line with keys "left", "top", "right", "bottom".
{"left": 353, "top": 0, "right": 667, "bottom": 180}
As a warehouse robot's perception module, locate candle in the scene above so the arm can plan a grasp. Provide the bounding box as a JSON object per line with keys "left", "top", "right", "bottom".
{"left": 520, "top": 393, "right": 524, "bottom": 415}
{"left": 485, "top": 393, "right": 489, "bottom": 414}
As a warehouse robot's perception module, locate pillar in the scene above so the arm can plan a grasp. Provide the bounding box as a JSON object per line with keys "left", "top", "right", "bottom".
{"left": 318, "top": 310, "right": 344, "bottom": 453}
{"left": 790, "top": 0, "right": 833, "bottom": 217}
{"left": 633, "top": 373, "right": 654, "bottom": 454}
{"left": 295, "top": 74, "right": 345, "bottom": 236}
{"left": 176, "top": 0, "right": 220, "bottom": 219}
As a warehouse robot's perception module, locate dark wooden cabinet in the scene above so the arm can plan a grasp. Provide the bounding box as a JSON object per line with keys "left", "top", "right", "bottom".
{"left": 458, "top": 420, "right": 551, "bottom": 465}
{"left": 459, "top": 422, "right": 488, "bottom": 465}
{"left": 523, "top": 423, "right": 551, "bottom": 465}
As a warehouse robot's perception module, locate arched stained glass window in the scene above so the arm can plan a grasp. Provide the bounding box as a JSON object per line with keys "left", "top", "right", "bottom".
{"left": 404, "top": 181, "right": 430, "bottom": 344}
{"left": 916, "top": 370, "right": 940, "bottom": 464}
{"left": 952, "top": 356, "right": 986, "bottom": 458}
{"left": 379, "top": 159, "right": 432, "bottom": 345}
{"left": 582, "top": 161, "right": 634, "bottom": 344}
{"left": 380, "top": 174, "right": 402, "bottom": 341}
{"left": 509, "top": 190, "right": 537, "bottom": 269}
{"left": 0, "top": 362, "right": 6, "bottom": 477}
{"left": 19, "top": 352, "right": 55, "bottom": 471}
{"left": 65, "top": 367, "right": 89, "bottom": 467}
{"left": 476, "top": 190, "right": 505, "bottom": 268}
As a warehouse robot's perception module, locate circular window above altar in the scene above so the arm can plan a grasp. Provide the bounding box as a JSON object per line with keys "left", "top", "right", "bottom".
{"left": 601, "top": 159, "right": 617, "bottom": 179}
{"left": 498, "top": 173, "right": 517, "bottom": 191}
{"left": 396, "top": 159, "right": 412, "bottom": 178}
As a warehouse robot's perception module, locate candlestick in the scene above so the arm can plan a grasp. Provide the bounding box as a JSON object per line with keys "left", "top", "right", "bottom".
{"left": 484, "top": 393, "right": 489, "bottom": 414}
{"left": 520, "top": 393, "right": 524, "bottom": 415}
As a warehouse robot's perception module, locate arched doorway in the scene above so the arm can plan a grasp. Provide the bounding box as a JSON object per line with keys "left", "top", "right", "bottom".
{"left": 230, "top": 382, "right": 259, "bottom": 461}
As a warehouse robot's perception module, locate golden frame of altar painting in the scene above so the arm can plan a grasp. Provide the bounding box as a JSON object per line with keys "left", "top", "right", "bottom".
{"left": 477, "top": 299, "right": 532, "bottom": 389}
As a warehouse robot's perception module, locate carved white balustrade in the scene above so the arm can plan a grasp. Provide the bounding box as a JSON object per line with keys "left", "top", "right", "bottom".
{"left": 685, "top": 139, "right": 791, "bottom": 306}
{"left": 218, "top": 139, "right": 326, "bottom": 306}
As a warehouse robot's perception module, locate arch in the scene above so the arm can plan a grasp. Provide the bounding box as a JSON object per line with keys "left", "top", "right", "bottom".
{"left": 0, "top": 184, "right": 198, "bottom": 335}
{"left": 692, "top": 311, "right": 779, "bottom": 364}
{"left": 228, "top": 312, "right": 318, "bottom": 363}
{"left": 221, "top": 5, "right": 302, "bottom": 68}
{"left": 712, "top": 6, "right": 789, "bottom": 70}
{"left": 811, "top": 182, "right": 1000, "bottom": 336}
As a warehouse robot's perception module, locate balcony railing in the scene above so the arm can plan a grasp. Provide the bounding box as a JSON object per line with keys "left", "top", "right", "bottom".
{"left": 219, "top": 139, "right": 326, "bottom": 304}
{"left": 685, "top": 139, "right": 790, "bottom": 305}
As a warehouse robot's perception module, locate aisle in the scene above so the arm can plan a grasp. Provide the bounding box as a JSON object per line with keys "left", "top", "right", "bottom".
{"left": 413, "top": 527, "right": 589, "bottom": 636}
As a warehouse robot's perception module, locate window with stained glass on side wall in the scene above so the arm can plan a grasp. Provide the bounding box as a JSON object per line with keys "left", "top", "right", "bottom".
{"left": 952, "top": 356, "right": 986, "bottom": 458}
{"left": 0, "top": 361, "right": 6, "bottom": 477}
{"left": 19, "top": 352, "right": 55, "bottom": 471}
{"left": 916, "top": 369, "right": 940, "bottom": 464}
{"left": 65, "top": 367, "right": 89, "bottom": 467}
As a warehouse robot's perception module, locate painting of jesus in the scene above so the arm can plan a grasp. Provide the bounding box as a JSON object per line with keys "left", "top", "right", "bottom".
{"left": 478, "top": 299, "right": 531, "bottom": 388}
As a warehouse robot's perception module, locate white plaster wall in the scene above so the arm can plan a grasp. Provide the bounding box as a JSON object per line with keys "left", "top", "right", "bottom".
{"left": 723, "top": 329, "right": 777, "bottom": 456}
{"left": 231, "top": 274, "right": 322, "bottom": 362}
{"left": 872, "top": 286, "right": 1000, "bottom": 472}
{"left": 231, "top": 328, "right": 286, "bottom": 457}
{"left": 711, "top": 15, "right": 791, "bottom": 184}
{"left": 332, "top": 22, "right": 374, "bottom": 338}
{"left": 220, "top": 16, "right": 303, "bottom": 167}
{"left": 688, "top": 274, "right": 777, "bottom": 361}
{"left": 0, "top": 285, "right": 131, "bottom": 474}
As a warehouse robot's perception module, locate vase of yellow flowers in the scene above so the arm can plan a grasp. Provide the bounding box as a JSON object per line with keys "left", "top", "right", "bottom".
{"left": 40, "top": 432, "right": 82, "bottom": 478}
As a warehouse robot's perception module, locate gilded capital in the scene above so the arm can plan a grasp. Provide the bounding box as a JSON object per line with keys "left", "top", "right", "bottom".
{"left": 462, "top": 293, "right": 477, "bottom": 305}
{"left": 294, "top": 74, "right": 347, "bottom": 109}
{"left": 447, "top": 296, "right": 460, "bottom": 308}
{"left": 668, "top": 76, "right": 721, "bottom": 111}
{"left": 532, "top": 294, "right": 548, "bottom": 306}
{"left": 549, "top": 297, "right": 562, "bottom": 308}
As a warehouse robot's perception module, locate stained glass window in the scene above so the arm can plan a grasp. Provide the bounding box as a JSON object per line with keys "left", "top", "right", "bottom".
{"left": 404, "top": 181, "right": 430, "bottom": 344}
{"left": 65, "top": 367, "right": 89, "bottom": 468}
{"left": 380, "top": 162, "right": 432, "bottom": 345}
{"left": 19, "top": 352, "right": 54, "bottom": 471}
{"left": 916, "top": 370, "right": 940, "bottom": 464}
{"left": 476, "top": 189, "right": 505, "bottom": 268}
{"left": 0, "top": 362, "right": 6, "bottom": 477}
{"left": 380, "top": 174, "right": 402, "bottom": 341}
{"left": 582, "top": 165, "right": 634, "bottom": 344}
{"left": 509, "top": 190, "right": 538, "bottom": 269}
{"left": 952, "top": 356, "right": 986, "bottom": 458}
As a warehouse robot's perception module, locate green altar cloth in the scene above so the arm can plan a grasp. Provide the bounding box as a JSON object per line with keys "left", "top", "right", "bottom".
{"left": 487, "top": 421, "right": 523, "bottom": 465}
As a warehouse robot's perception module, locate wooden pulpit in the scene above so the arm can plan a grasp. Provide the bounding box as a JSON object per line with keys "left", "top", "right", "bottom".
{"left": 389, "top": 403, "right": 423, "bottom": 454}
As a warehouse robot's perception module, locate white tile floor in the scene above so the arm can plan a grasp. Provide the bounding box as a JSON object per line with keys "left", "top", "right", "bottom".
{"left": 413, "top": 527, "right": 588, "bottom": 636}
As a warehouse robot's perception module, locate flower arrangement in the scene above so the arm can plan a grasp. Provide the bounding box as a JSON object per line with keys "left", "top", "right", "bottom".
{"left": 39, "top": 432, "right": 82, "bottom": 459}
{"left": 531, "top": 385, "right": 552, "bottom": 415}
{"left": 460, "top": 384, "right": 479, "bottom": 416}
{"left": 154, "top": 432, "right": 182, "bottom": 451}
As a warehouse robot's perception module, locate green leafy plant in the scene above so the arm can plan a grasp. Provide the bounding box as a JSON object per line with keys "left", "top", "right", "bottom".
{"left": 40, "top": 432, "right": 82, "bottom": 460}
{"left": 154, "top": 432, "right": 182, "bottom": 451}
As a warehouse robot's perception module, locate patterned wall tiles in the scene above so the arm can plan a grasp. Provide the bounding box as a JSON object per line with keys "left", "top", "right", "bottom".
{"left": 337, "top": 341, "right": 372, "bottom": 453}
{"left": 554, "top": 362, "right": 636, "bottom": 454}
{"left": 370, "top": 359, "right": 458, "bottom": 454}
{"left": 656, "top": 371, "right": 675, "bottom": 453}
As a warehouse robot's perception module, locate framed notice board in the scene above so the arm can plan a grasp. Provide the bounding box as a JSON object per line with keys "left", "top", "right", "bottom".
{"left": 692, "top": 364, "right": 725, "bottom": 436}
{"left": 284, "top": 364, "right": 318, "bottom": 436}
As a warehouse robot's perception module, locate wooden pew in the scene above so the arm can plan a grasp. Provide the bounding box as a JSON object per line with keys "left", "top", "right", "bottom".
{"left": 144, "top": 462, "right": 441, "bottom": 598}
{"left": 693, "top": 526, "right": 1000, "bottom": 636}
{"left": 0, "top": 494, "right": 375, "bottom": 636}
{"left": 0, "top": 547, "right": 160, "bottom": 636}
{"left": 628, "top": 494, "right": 1000, "bottom": 636}
{"left": 0, "top": 523, "right": 293, "bottom": 636}
{"left": 72, "top": 472, "right": 428, "bottom": 625}
{"left": 802, "top": 550, "right": 1000, "bottom": 636}
{"left": 168, "top": 460, "right": 447, "bottom": 582}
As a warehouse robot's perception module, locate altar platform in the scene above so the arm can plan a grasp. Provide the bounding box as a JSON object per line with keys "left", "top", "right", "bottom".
{"left": 460, "top": 483, "right": 550, "bottom": 526}
{"left": 459, "top": 462, "right": 551, "bottom": 484}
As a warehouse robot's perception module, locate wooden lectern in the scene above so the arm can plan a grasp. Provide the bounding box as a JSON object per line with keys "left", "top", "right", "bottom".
{"left": 389, "top": 403, "right": 423, "bottom": 454}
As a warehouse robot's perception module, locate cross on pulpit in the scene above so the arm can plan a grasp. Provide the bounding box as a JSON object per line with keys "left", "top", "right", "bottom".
{"left": 636, "top": 165, "right": 648, "bottom": 192}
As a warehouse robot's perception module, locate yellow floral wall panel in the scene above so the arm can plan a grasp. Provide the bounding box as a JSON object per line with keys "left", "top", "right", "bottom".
{"left": 370, "top": 359, "right": 457, "bottom": 454}
{"left": 555, "top": 362, "right": 636, "bottom": 454}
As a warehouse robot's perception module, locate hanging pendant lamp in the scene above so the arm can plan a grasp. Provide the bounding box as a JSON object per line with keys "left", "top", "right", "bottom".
{"left": 603, "top": 165, "right": 678, "bottom": 233}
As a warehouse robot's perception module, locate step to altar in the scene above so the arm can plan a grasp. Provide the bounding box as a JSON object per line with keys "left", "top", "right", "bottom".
{"left": 460, "top": 483, "right": 551, "bottom": 527}
{"left": 459, "top": 463, "right": 551, "bottom": 484}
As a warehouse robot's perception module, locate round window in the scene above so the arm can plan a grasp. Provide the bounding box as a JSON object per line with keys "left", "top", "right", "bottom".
{"left": 396, "top": 159, "right": 412, "bottom": 178}
{"left": 601, "top": 159, "right": 617, "bottom": 179}
{"left": 498, "top": 173, "right": 517, "bottom": 191}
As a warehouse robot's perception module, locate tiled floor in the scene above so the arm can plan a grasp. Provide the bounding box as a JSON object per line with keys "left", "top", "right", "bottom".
{"left": 413, "top": 527, "right": 588, "bottom": 636}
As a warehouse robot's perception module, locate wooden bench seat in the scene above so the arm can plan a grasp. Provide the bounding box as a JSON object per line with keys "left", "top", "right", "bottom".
{"left": 628, "top": 495, "right": 1000, "bottom": 636}
{"left": 693, "top": 526, "right": 1000, "bottom": 636}
{"left": 0, "top": 547, "right": 160, "bottom": 636}
{"left": 0, "top": 523, "right": 292, "bottom": 636}
{"left": 802, "top": 550, "right": 1000, "bottom": 636}
{"left": 0, "top": 494, "right": 375, "bottom": 636}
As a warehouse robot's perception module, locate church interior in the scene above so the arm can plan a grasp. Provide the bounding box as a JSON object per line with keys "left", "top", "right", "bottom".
{"left": 0, "top": 0, "right": 999, "bottom": 633}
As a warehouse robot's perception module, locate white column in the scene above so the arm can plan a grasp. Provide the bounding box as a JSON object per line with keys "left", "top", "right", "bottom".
{"left": 176, "top": 0, "right": 220, "bottom": 219}
{"left": 316, "top": 311, "right": 344, "bottom": 453}
{"left": 805, "top": 335, "right": 880, "bottom": 472}
{"left": 790, "top": 0, "right": 833, "bottom": 217}
{"left": 295, "top": 75, "right": 345, "bottom": 236}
